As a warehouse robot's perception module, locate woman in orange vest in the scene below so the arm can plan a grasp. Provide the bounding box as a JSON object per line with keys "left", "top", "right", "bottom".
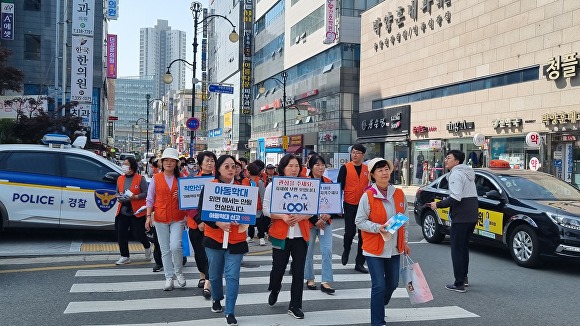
{"left": 263, "top": 154, "right": 311, "bottom": 320}
{"left": 115, "top": 156, "right": 151, "bottom": 265}
{"left": 144, "top": 148, "right": 187, "bottom": 291}
{"left": 355, "top": 157, "right": 411, "bottom": 326}
{"left": 194, "top": 155, "right": 248, "bottom": 326}
{"left": 185, "top": 150, "right": 216, "bottom": 299}
{"left": 303, "top": 154, "right": 336, "bottom": 294}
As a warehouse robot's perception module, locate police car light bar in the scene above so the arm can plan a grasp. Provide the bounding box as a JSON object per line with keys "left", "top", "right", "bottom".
{"left": 42, "top": 134, "right": 71, "bottom": 149}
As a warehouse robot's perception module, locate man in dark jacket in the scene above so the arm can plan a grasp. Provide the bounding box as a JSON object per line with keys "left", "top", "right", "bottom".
{"left": 428, "top": 150, "right": 478, "bottom": 293}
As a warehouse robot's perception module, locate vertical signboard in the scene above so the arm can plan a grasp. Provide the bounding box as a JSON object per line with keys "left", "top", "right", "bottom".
{"left": 70, "top": 36, "right": 94, "bottom": 102}
{"left": 323, "top": 0, "right": 337, "bottom": 44}
{"left": 106, "top": 34, "right": 117, "bottom": 79}
{"left": 565, "top": 143, "right": 573, "bottom": 183}
{"left": 106, "top": 0, "right": 119, "bottom": 20}
{"left": 240, "top": 0, "right": 253, "bottom": 115}
{"left": 72, "top": 103, "right": 92, "bottom": 128}
{"left": 1, "top": 1, "right": 14, "bottom": 41}
{"left": 72, "top": 0, "right": 95, "bottom": 37}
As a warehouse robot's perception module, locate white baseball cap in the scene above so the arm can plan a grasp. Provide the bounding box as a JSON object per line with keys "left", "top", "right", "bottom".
{"left": 160, "top": 148, "right": 180, "bottom": 161}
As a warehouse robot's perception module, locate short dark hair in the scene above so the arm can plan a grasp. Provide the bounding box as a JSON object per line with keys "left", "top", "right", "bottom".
{"left": 308, "top": 154, "right": 326, "bottom": 172}
{"left": 351, "top": 143, "right": 366, "bottom": 154}
{"left": 215, "top": 155, "right": 236, "bottom": 181}
{"left": 446, "top": 149, "right": 465, "bottom": 163}
{"left": 252, "top": 159, "right": 265, "bottom": 170}
{"left": 369, "top": 160, "right": 389, "bottom": 183}
{"left": 125, "top": 157, "right": 139, "bottom": 174}
{"left": 247, "top": 162, "right": 261, "bottom": 176}
{"left": 277, "top": 154, "right": 301, "bottom": 176}
{"left": 235, "top": 161, "right": 243, "bottom": 168}
{"left": 196, "top": 151, "right": 217, "bottom": 165}
{"left": 186, "top": 157, "right": 196, "bottom": 164}
{"left": 238, "top": 157, "right": 248, "bottom": 164}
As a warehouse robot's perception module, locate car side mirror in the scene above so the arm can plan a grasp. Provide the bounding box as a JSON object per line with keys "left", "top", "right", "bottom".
{"left": 484, "top": 190, "right": 504, "bottom": 201}
{"left": 103, "top": 172, "right": 120, "bottom": 183}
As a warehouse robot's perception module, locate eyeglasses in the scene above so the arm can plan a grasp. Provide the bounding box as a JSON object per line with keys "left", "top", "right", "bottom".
{"left": 444, "top": 156, "right": 455, "bottom": 161}
{"left": 351, "top": 151, "right": 364, "bottom": 155}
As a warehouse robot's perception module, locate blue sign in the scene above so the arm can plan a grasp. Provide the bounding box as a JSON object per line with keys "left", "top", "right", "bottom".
{"left": 1, "top": 2, "right": 15, "bottom": 40}
{"left": 153, "top": 125, "right": 165, "bottom": 134}
{"left": 186, "top": 117, "right": 200, "bottom": 131}
{"left": 208, "top": 84, "right": 234, "bottom": 94}
{"left": 208, "top": 128, "right": 223, "bottom": 138}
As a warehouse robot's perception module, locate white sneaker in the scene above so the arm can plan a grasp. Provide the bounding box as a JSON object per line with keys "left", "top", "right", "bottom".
{"left": 176, "top": 273, "right": 186, "bottom": 287}
{"left": 259, "top": 238, "right": 266, "bottom": 246}
{"left": 246, "top": 236, "right": 254, "bottom": 243}
{"left": 144, "top": 247, "right": 152, "bottom": 260}
{"left": 163, "top": 278, "right": 174, "bottom": 291}
{"left": 115, "top": 257, "right": 131, "bottom": 265}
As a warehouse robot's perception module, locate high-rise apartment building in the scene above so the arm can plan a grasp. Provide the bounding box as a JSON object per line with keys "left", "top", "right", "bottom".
{"left": 139, "top": 19, "right": 187, "bottom": 99}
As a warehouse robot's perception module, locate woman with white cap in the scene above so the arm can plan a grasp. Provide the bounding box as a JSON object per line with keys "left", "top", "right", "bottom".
{"left": 355, "top": 157, "right": 411, "bottom": 326}
{"left": 145, "top": 147, "right": 187, "bottom": 291}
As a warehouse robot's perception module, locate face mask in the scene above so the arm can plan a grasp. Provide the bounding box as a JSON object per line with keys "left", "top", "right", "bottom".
{"left": 121, "top": 165, "right": 131, "bottom": 174}
{"left": 188, "top": 164, "right": 195, "bottom": 169}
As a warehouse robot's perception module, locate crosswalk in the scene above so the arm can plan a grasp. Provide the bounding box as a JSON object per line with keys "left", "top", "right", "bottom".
{"left": 64, "top": 254, "right": 479, "bottom": 325}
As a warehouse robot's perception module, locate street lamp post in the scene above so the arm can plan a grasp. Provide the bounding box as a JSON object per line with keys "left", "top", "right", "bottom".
{"left": 145, "top": 96, "right": 164, "bottom": 174}
{"left": 258, "top": 71, "right": 292, "bottom": 153}
{"left": 133, "top": 118, "right": 146, "bottom": 152}
{"left": 163, "top": 1, "right": 239, "bottom": 157}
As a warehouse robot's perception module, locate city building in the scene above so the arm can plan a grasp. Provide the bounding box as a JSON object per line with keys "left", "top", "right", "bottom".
{"left": 140, "top": 19, "right": 187, "bottom": 99}
{"left": 1, "top": 0, "right": 108, "bottom": 142}
{"left": 113, "top": 76, "right": 156, "bottom": 153}
{"left": 250, "top": 0, "right": 380, "bottom": 166}
{"left": 360, "top": 0, "right": 580, "bottom": 186}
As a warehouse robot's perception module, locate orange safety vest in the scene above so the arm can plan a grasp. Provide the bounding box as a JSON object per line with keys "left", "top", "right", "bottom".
{"left": 361, "top": 188, "right": 406, "bottom": 255}
{"left": 248, "top": 175, "right": 263, "bottom": 210}
{"left": 203, "top": 179, "right": 247, "bottom": 245}
{"left": 152, "top": 173, "right": 184, "bottom": 223}
{"left": 343, "top": 162, "right": 369, "bottom": 205}
{"left": 299, "top": 166, "right": 307, "bottom": 177}
{"left": 116, "top": 174, "right": 147, "bottom": 218}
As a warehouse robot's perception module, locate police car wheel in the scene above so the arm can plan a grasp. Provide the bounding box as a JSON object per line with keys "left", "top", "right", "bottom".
{"left": 509, "top": 224, "right": 541, "bottom": 268}
{"left": 421, "top": 211, "right": 445, "bottom": 244}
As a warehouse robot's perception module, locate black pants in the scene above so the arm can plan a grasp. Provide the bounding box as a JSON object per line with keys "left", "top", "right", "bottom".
{"left": 252, "top": 215, "right": 270, "bottom": 239}
{"left": 188, "top": 227, "right": 208, "bottom": 276}
{"left": 450, "top": 222, "right": 476, "bottom": 286}
{"left": 117, "top": 214, "right": 150, "bottom": 258}
{"left": 268, "top": 238, "right": 307, "bottom": 309}
{"left": 343, "top": 202, "right": 365, "bottom": 266}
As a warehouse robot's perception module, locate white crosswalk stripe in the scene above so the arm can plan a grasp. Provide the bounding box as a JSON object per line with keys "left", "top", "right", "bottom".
{"left": 64, "top": 254, "right": 479, "bottom": 325}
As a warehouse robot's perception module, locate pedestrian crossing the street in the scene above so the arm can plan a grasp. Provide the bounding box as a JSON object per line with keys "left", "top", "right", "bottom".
{"left": 64, "top": 255, "right": 479, "bottom": 325}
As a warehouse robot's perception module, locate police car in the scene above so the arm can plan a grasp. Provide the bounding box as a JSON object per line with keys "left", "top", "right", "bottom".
{"left": 0, "top": 134, "right": 122, "bottom": 232}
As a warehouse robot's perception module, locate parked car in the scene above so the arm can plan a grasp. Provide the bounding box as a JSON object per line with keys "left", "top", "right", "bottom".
{"left": 413, "top": 160, "right": 580, "bottom": 267}
{"left": 0, "top": 134, "right": 122, "bottom": 232}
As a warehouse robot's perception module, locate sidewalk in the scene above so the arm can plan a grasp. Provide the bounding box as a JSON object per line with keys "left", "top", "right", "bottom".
{"left": 395, "top": 185, "right": 419, "bottom": 204}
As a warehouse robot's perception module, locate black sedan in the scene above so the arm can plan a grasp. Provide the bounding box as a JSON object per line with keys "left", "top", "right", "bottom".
{"left": 413, "top": 164, "right": 580, "bottom": 267}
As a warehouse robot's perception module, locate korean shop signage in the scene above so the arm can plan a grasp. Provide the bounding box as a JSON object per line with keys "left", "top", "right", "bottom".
{"left": 446, "top": 120, "right": 474, "bottom": 132}
{"left": 357, "top": 105, "right": 410, "bottom": 138}
{"left": 412, "top": 125, "right": 437, "bottom": 134}
{"left": 544, "top": 52, "right": 578, "bottom": 81}
{"left": 491, "top": 118, "right": 522, "bottom": 129}
{"left": 541, "top": 111, "right": 580, "bottom": 126}
{"left": 372, "top": 0, "right": 452, "bottom": 52}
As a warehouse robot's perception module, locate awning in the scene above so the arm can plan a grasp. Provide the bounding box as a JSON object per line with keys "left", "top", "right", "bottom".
{"left": 286, "top": 145, "right": 303, "bottom": 154}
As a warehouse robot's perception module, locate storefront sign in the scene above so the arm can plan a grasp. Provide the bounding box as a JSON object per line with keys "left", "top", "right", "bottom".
{"left": 106, "top": 34, "right": 117, "bottom": 79}
{"left": 446, "top": 120, "right": 474, "bottom": 132}
{"left": 357, "top": 105, "right": 410, "bottom": 138}
{"left": 72, "top": 0, "right": 95, "bottom": 37}
{"left": 208, "top": 128, "right": 222, "bottom": 138}
{"left": 289, "top": 134, "right": 303, "bottom": 146}
{"left": 371, "top": 0, "right": 452, "bottom": 52}
{"left": 528, "top": 157, "right": 541, "bottom": 171}
{"left": 412, "top": 125, "right": 437, "bottom": 134}
{"left": 541, "top": 111, "right": 580, "bottom": 126}
{"left": 491, "top": 118, "right": 522, "bottom": 129}
{"left": 70, "top": 36, "right": 94, "bottom": 103}
{"left": 525, "top": 132, "right": 540, "bottom": 148}
{"left": 323, "top": 0, "right": 337, "bottom": 44}
{"left": 566, "top": 143, "right": 573, "bottom": 183}
{"left": 319, "top": 132, "right": 336, "bottom": 142}
{"left": 545, "top": 52, "right": 578, "bottom": 81}
{"left": 1, "top": 2, "right": 14, "bottom": 41}
{"left": 265, "top": 136, "right": 280, "bottom": 148}
{"left": 415, "top": 140, "right": 442, "bottom": 151}
{"left": 106, "top": 0, "right": 119, "bottom": 20}
{"left": 473, "top": 133, "right": 485, "bottom": 146}
{"left": 240, "top": 0, "right": 254, "bottom": 115}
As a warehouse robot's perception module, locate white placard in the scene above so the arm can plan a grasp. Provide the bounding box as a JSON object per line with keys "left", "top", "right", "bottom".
{"left": 178, "top": 177, "right": 213, "bottom": 210}
{"left": 72, "top": 0, "right": 95, "bottom": 37}
{"left": 269, "top": 177, "right": 321, "bottom": 215}
{"left": 318, "top": 183, "right": 342, "bottom": 214}
{"left": 70, "top": 35, "right": 94, "bottom": 103}
{"left": 200, "top": 183, "right": 258, "bottom": 225}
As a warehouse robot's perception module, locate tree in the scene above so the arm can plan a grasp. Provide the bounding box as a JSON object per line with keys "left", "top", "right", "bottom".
{"left": 0, "top": 47, "right": 24, "bottom": 95}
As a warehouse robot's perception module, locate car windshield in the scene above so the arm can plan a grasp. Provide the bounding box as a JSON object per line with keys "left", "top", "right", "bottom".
{"left": 495, "top": 173, "right": 580, "bottom": 200}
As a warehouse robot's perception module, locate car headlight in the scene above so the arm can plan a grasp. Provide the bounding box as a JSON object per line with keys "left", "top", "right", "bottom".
{"left": 547, "top": 212, "right": 580, "bottom": 231}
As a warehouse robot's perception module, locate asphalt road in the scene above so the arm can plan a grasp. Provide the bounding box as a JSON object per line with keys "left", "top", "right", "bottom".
{"left": 1, "top": 211, "right": 579, "bottom": 326}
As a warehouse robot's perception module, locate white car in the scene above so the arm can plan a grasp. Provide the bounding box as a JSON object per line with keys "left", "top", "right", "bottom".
{"left": 0, "top": 135, "right": 122, "bottom": 231}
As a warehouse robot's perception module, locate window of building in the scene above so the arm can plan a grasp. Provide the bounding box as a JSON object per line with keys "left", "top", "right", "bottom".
{"left": 24, "top": 0, "right": 41, "bottom": 11}
{"left": 290, "top": 5, "right": 324, "bottom": 44}
{"left": 291, "top": 0, "right": 300, "bottom": 5}
{"left": 255, "top": 0, "right": 285, "bottom": 35}
{"left": 24, "top": 34, "right": 41, "bottom": 60}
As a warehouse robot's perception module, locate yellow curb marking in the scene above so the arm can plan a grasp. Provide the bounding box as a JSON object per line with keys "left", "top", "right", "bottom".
{"left": 0, "top": 261, "right": 150, "bottom": 274}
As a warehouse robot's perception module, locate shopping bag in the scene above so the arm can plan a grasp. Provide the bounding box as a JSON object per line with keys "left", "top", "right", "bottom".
{"left": 182, "top": 228, "right": 192, "bottom": 257}
{"left": 401, "top": 255, "right": 433, "bottom": 304}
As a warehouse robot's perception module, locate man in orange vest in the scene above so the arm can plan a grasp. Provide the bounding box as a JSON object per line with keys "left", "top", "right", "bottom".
{"left": 337, "top": 144, "right": 370, "bottom": 273}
